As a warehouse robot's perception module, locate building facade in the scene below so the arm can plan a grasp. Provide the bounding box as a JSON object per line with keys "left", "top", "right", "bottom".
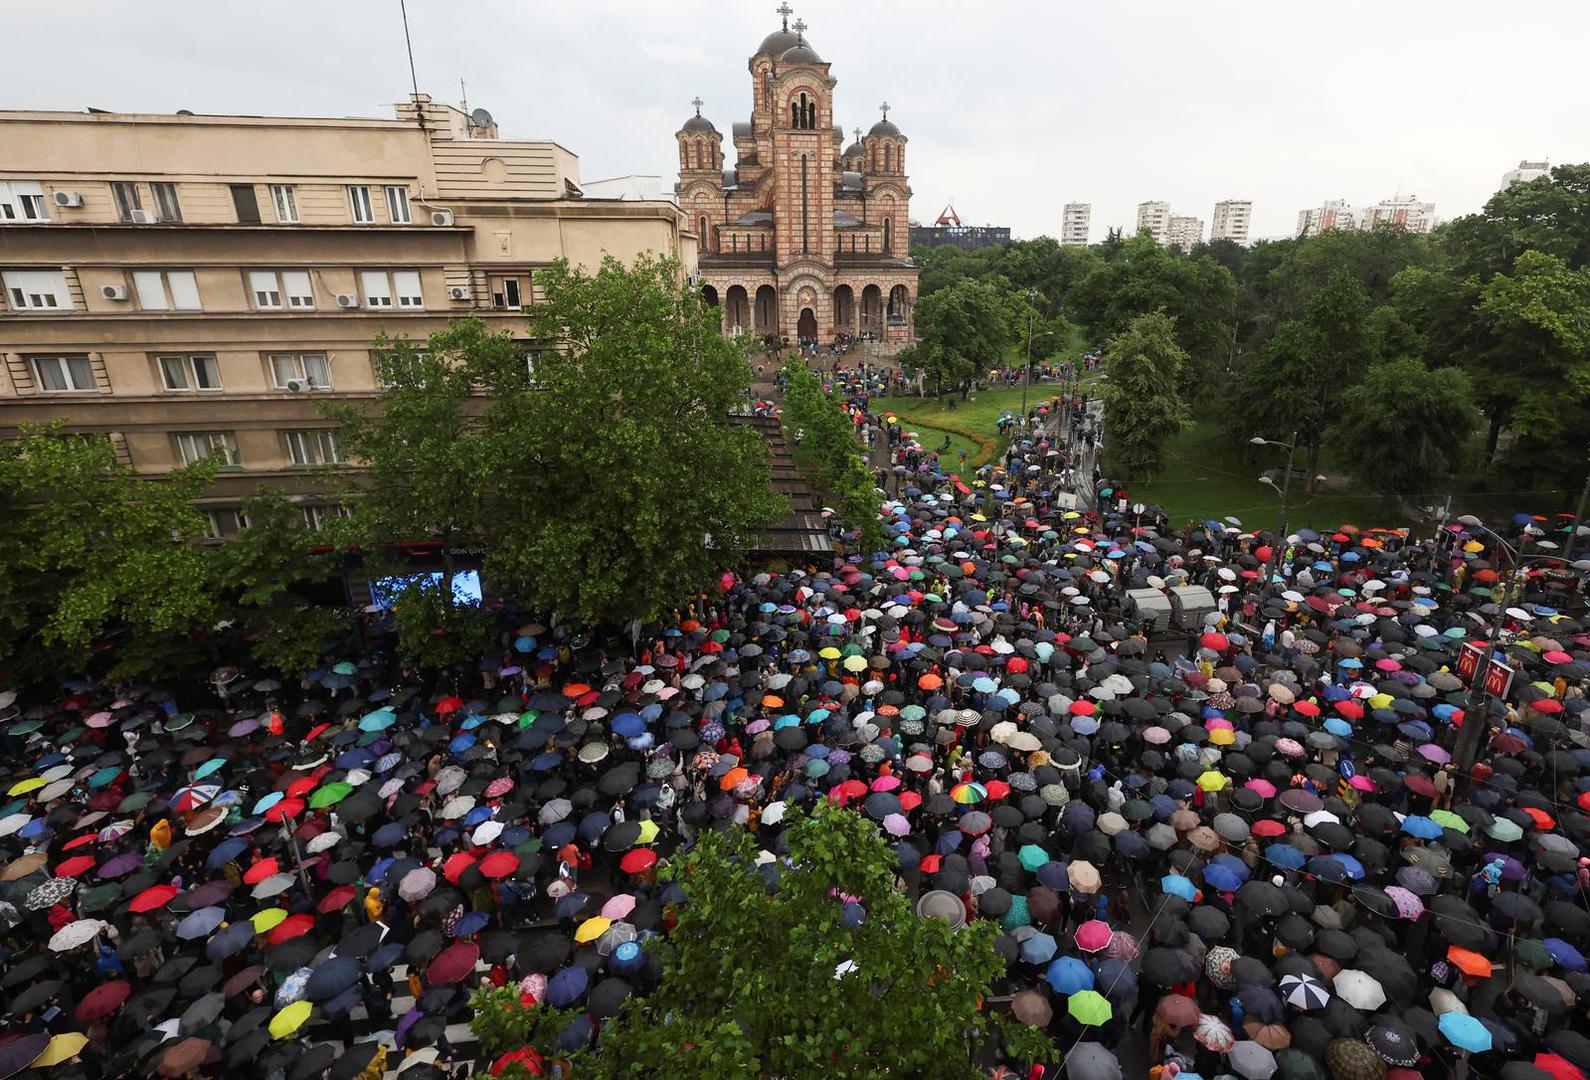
{"left": 1166, "top": 215, "right": 1203, "bottom": 253}
{"left": 909, "top": 224, "right": 1010, "bottom": 252}
{"left": 0, "top": 95, "right": 690, "bottom": 536}
{"left": 1135, "top": 201, "right": 1171, "bottom": 245}
{"left": 1500, "top": 160, "right": 1550, "bottom": 190}
{"left": 1061, "top": 203, "right": 1090, "bottom": 247}
{"left": 677, "top": 13, "right": 918, "bottom": 345}
{"left": 1359, "top": 195, "right": 1436, "bottom": 234}
{"left": 1209, "top": 199, "right": 1252, "bottom": 244}
{"left": 1296, "top": 199, "right": 1359, "bottom": 235}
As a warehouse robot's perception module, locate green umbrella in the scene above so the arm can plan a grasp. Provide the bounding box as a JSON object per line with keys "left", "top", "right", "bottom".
{"left": 57, "top": 726, "right": 86, "bottom": 745}
{"left": 165, "top": 713, "right": 195, "bottom": 732}
{"left": 117, "top": 792, "right": 152, "bottom": 813}
{"left": 78, "top": 884, "right": 123, "bottom": 914}
{"left": 1429, "top": 810, "right": 1468, "bottom": 833}
{"left": 8, "top": 719, "right": 43, "bottom": 736}
{"left": 1018, "top": 844, "right": 1050, "bottom": 872}
{"left": 88, "top": 767, "right": 122, "bottom": 789}
{"left": 308, "top": 781, "right": 353, "bottom": 809}
{"left": 518, "top": 712, "right": 538, "bottom": 729}
{"left": 710, "top": 629, "right": 731, "bottom": 644}
{"left": 1275, "top": 1048, "right": 1327, "bottom": 1080}
{"left": 1514, "top": 938, "right": 1551, "bottom": 972}
{"left": 1486, "top": 818, "right": 1524, "bottom": 842}
{"left": 1067, "top": 989, "right": 1112, "bottom": 1026}
{"left": 333, "top": 662, "right": 358, "bottom": 676}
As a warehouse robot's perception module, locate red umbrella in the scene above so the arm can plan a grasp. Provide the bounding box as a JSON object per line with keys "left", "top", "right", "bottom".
{"left": 428, "top": 940, "right": 480, "bottom": 984}
{"left": 303, "top": 722, "right": 331, "bottom": 742}
{"left": 478, "top": 851, "right": 519, "bottom": 879}
{"left": 1200, "top": 632, "right": 1229, "bottom": 652}
{"left": 54, "top": 855, "right": 97, "bottom": 878}
{"left": 61, "top": 833, "right": 98, "bottom": 852}
{"left": 242, "top": 859, "right": 280, "bottom": 885}
{"left": 442, "top": 852, "right": 477, "bottom": 884}
{"left": 128, "top": 884, "right": 179, "bottom": 913}
{"left": 619, "top": 849, "right": 657, "bottom": 875}
{"left": 269, "top": 913, "right": 316, "bottom": 945}
{"left": 317, "top": 885, "right": 357, "bottom": 914}
{"left": 435, "top": 697, "right": 465, "bottom": 715}
{"left": 491, "top": 1048, "right": 544, "bottom": 1076}
{"left": 77, "top": 979, "right": 131, "bottom": 1021}
{"left": 263, "top": 798, "right": 304, "bottom": 823}
{"left": 1251, "top": 820, "right": 1287, "bottom": 839}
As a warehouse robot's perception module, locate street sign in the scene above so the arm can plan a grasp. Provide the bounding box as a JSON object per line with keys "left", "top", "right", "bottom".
{"left": 1339, "top": 759, "right": 1355, "bottom": 779}
{"left": 1456, "top": 641, "right": 1514, "bottom": 699}
{"left": 1456, "top": 642, "right": 1484, "bottom": 682}
{"left": 1484, "top": 660, "right": 1514, "bottom": 699}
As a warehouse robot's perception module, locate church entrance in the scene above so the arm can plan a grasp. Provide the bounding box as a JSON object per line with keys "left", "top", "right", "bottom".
{"left": 797, "top": 308, "right": 817, "bottom": 342}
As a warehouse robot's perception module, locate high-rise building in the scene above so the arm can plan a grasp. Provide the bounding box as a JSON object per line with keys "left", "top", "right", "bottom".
{"left": 1061, "top": 203, "right": 1091, "bottom": 246}
{"left": 1296, "top": 200, "right": 1359, "bottom": 236}
{"left": 1136, "top": 201, "right": 1171, "bottom": 244}
{"left": 676, "top": 13, "right": 918, "bottom": 344}
{"left": 1166, "top": 215, "right": 1203, "bottom": 254}
{"left": 1209, "top": 200, "right": 1252, "bottom": 244}
{"left": 0, "top": 94, "right": 689, "bottom": 535}
{"left": 1501, "top": 160, "right": 1550, "bottom": 190}
{"left": 1360, "top": 195, "right": 1437, "bottom": 234}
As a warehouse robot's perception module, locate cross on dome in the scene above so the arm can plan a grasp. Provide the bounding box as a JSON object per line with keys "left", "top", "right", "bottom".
{"left": 691, "top": 97, "right": 703, "bottom": 116}
{"left": 792, "top": 17, "right": 807, "bottom": 41}
{"left": 879, "top": 101, "right": 890, "bottom": 121}
{"left": 776, "top": 2, "right": 794, "bottom": 29}
{"left": 853, "top": 127, "right": 862, "bottom": 143}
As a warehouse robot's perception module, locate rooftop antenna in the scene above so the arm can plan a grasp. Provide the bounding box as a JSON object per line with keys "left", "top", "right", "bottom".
{"left": 399, "top": 0, "right": 424, "bottom": 129}
{"left": 459, "top": 78, "right": 469, "bottom": 114}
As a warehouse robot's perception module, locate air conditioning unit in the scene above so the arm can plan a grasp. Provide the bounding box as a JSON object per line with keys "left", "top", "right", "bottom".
{"left": 285, "top": 379, "right": 306, "bottom": 393}
{"left": 449, "top": 285, "right": 471, "bottom": 301}
{"left": 52, "top": 190, "right": 83, "bottom": 208}
{"left": 128, "top": 208, "right": 158, "bottom": 224}
{"left": 335, "top": 294, "right": 358, "bottom": 308}
{"left": 430, "top": 210, "right": 455, "bottom": 227}
{"left": 100, "top": 284, "right": 128, "bottom": 300}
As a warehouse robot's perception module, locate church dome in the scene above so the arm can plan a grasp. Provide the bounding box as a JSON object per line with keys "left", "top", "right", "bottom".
{"left": 869, "top": 118, "right": 901, "bottom": 137}
{"left": 756, "top": 28, "right": 801, "bottom": 57}
{"left": 843, "top": 140, "right": 864, "bottom": 159}
{"left": 780, "top": 42, "right": 824, "bottom": 65}
{"left": 681, "top": 114, "right": 717, "bottom": 134}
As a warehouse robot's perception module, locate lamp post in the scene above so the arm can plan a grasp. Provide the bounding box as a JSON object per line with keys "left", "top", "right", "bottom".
{"left": 1020, "top": 292, "right": 1055, "bottom": 421}
{"left": 1251, "top": 432, "right": 1299, "bottom": 586}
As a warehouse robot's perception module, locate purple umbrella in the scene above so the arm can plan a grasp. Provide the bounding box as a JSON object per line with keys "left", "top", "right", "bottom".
{"left": 1483, "top": 852, "right": 1528, "bottom": 881}
{"left": 393, "top": 1007, "right": 424, "bottom": 1048}
{"left": 228, "top": 718, "right": 260, "bottom": 738}
{"left": 96, "top": 853, "right": 142, "bottom": 879}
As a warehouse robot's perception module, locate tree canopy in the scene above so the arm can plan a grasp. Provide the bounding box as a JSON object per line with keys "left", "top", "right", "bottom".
{"left": 1097, "top": 312, "right": 1192, "bottom": 478}
{"left": 1327, "top": 358, "right": 1480, "bottom": 500}
{"left": 900, "top": 277, "right": 1019, "bottom": 398}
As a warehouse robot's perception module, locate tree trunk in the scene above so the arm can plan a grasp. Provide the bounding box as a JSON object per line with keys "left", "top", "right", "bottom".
{"left": 1484, "top": 411, "right": 1505, "bottom": 465}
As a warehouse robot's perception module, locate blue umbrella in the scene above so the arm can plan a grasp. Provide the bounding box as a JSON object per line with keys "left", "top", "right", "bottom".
{"left": 176, "top": 906, "right": 226, "bottom": 940}
{"left": 554, "top": 891, "right": 590, "bottom": 919}
{"left": 305, "top": 956, "right": 362, "bottom": 1002}
{"left": 452, "top": 911, "right": 491, "bottom": 938}
{"left": 611, "top": 714, "right": 646, "bottom": 738}
{"left": 1401, "top": 816, "right": 1444, "bottom": 840}
{"left": 1265, "top": 844, "right": 1306, "bottom": 870}
{"left": 610, "top": 941, "right": 644, "bottom": 975}
{"left": 1203, "top": 864, "right": 1244, "bottom": 893}
{"left": 1019, "top": 932, "right": 1058, "bottom": 965}
{"left": 207, "top": 921, "right": 255, "bottom": 961}
{"left": 1160, "top": 874, "right": 1198, "bottom": 901}
{"left": 1045, "top": 956, "right": 1094, "bottom": 994}
{"left": 372, "top": 822, "right": 407, "bottom": 848}
{"left": 1093, "top": 957, "right": 1136, "bottom": 999}
{"left": 1329, "top": 853, "right": 1366, "bottom": 881}
{"left": 1544, "top": 937, "right": 1587, "bottom": 972}
{"left": 546, "top": 966, "right": 589, "bottom": 1007}
{"left": 1438, "top": 1010, "right": 1492, "bottom": 1053}
{"left": 205, "top": 837, "right": 250, "bottom": 870}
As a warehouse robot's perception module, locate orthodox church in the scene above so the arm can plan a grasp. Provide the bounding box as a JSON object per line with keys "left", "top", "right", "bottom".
{"left": 675, "top": 7, "right": 918, "bottom": 346}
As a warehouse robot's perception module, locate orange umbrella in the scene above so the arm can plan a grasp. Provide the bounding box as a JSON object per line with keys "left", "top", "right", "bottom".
{"left": 917, "top": 674, "right": 943, "bottom": 690}
{"left": 1447, "top": 945, "right": 1493, "bottom": 978}
{"left": 762, "top": 694, "right": 784, "bottom": 708}
{"left": 718, "top": 767, "right": 749, "bottom": 791}
{"left": 563, "top": 683, "right": 591, "bottom": 698}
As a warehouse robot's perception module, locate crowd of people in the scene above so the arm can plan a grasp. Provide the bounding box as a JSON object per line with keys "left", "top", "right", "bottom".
{"left": 1, "top": 381, "right": 1589, "bottom": 1080}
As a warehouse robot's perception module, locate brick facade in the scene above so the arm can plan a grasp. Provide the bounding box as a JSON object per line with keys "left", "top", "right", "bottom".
{"left": 675, "top": 15, "right": 918, "bottom": 346}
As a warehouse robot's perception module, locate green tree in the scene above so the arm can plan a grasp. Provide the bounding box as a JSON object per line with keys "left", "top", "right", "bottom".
{"left": 1328, "top": 358, "right": 1480, "bottom": 500}
{"left": 210, "top": 488, "right": 351, "bottom": 679}
{"left": 581, "top": 803, "right": 1050, "bottom": 1077}
{"left": 1445, "top": 163, "right": 1590, "bottom": 279}
{"left": 1098, "top": 312, "right": 1192, "bottom": 477}
{"left": 488, "top": 255, "right": 785, "bottom": 627}
{"left": 0, "top": 424, "right": 218, "bottom": 684}
{"left": 780, "top": 363, "right": 886, "bottom": 553}
{"left": 903, "top": 277, "right": 1017, "bottom": 398}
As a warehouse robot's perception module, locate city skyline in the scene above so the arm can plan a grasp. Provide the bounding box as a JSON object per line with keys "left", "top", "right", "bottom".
{"left": 4, "top": 0, "right": 1586, "bottom": 242}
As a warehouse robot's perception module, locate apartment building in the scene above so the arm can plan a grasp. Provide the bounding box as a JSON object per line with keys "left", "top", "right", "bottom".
{"left": 1500, "top": 160, "right": 1549, "bottom": 191}
{"left": 1359, "top": 195, "right": 1437, "bottom": 234}
{"left": 1166, "top": 215, "right": 1203, "bottom": 254}
{"left": 1135, "top": 201, "right": 1171, "bottom": 244}
{"left": 1296, "top": 199, "right": 1359, "bottom": 236}
{"left": 1209, "top": 199, "right": 1252, "bottom": 244}
{"left": 1061, "top": 203, "right": 1090, "bottom": 246}
{"left": 0, "top": 94, "right": 692, "bottom": 537}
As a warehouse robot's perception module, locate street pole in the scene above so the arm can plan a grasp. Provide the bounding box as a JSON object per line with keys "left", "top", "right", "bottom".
{"left": 1452, "top": 584, "right": 1505, "bottom": 784}
{"left": 1021, "top": 307, "right": 1033, "bottom": 420}
{"left": 1570, "top": 461, "right": 1590, "bottom": 560}
{"left": 1278, "top": 430, "right": 1297, "bottom": 539}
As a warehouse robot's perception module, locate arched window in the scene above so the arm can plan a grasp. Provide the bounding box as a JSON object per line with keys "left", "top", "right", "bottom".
{"left": 883, "top": 217, "right": 892, "bottom": 254}
{"left": 698, "top": 216, "right": 709, "bottom": 252}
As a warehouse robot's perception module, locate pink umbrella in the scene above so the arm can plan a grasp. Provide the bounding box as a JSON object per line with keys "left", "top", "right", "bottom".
{"left": 1074, "top": 919, "right": 1114, "bottom": 953}
{"left": 1142, "top": 727, "right": 1171, "bottom": 745}
{"left": 1106, "top": 929, "right": 1140, "bottom": 961}
{"left": 1374, "top": 658, "right": 1402, "bottom": 672}
{"left": 1206, "top": 717, "right": 1234, "bottom": 731}
{"left": 1275, "top": 738, "right": 1305, "bottom": 758}
{"left": 1348, "top": 775, "right": 1377, "bottom": 792}
{"left": 1383, "top": 885, "right": 1424, "bottom": 920}
{"left": 1244, "top": 779, "right": 1278, "bottom": 798}
{"left": 870, "top": 776, "right": 902, "bottom": 792}
{"left": 882, "top": 813, "right": 910, "bottom": 837}
{"left": 86, "top": 712, "right": 115, "bottom": 729}
{"left": 600, "top": 894, "right": 637, "bottom": 920}
{"left": 1417, "top": 743, "right": 1451, "bottom": 765}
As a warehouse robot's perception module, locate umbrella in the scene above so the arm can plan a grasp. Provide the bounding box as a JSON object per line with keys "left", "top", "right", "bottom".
{"left": 31, "top": 1032, "right": 89, "bottom": 1067}
{"left": 1280, "top": 973, "right": 1330, "bottom": 1010}
{"left": 47, "top": 917, "right": 105, "bottom": 952}
{"left": 1067, "top": 989, "right": 1112, "bottom": 1026}
{"left": 1231, "top": 1040, "right": 1279, "bottom": 1080}
{"left": 1439, "top": 1010, "right": 1493, "bottom": 1053}
{"left": 1334, "top": 969, "right": 1387, "bottom": 1011}
{"left": 268, "top": 1000, "right": 312, "bottom": 1039}
{"left": 1195, "top": 1013, "right": 1236, "bottom": 1051}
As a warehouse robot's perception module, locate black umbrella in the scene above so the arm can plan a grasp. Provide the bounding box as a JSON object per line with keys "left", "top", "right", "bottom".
{"left": 326, "top": 1041, "right": 383, "bottom": 1080}
{"left": 337, "top": 923, "right": 384, "bottom": 959}
{"left": 178, "top": 990, "right": 226, "bottom": 1035}
{"left": 289, "top": 1043, "right": 339, "bottom": 1080}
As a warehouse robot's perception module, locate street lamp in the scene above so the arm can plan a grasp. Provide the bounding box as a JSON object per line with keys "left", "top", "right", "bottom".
{"left": 1251, "top": 432, "right": 1299, "bottom": 586}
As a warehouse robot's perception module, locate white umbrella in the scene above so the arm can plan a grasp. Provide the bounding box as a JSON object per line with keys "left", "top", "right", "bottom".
{"left": 1278, "top": 973, "right": 1329, "bottom": 1011}
{"left": 434, "top": 766, "right": 467, "bottom": 796}
{"left": 48, "top": 917, "right": 106, "bottom": 952}
{"left": 438, "top": 795, "right": 475, "bottom": 820}
{"left": 1229, "top": 1040, "right": 1278, "bottom": 1080}
{"left": 251, "top": 873, "right": 295, "bottom": 899}
{"left": 1333, "top": 969, "right": 1387, "bottom": 1011}
{"left": 538, "top": 798, "right": 572, "bottom": 825}
{"left": 305, "top": 832, "right": 341, "bottom": 854}
{"left": 471, "top": 821, "right": 504, "bottom": 846}
{"left": 398, "top": 867, "right": 436, "bottom": 901}
{"left": 761, "top": 801, "right": 787, "bottom": 826}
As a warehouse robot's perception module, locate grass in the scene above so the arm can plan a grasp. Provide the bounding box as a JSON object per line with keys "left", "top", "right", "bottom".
{"left": 873, "top": 384, "right": 1062, "bottom": 470}
{"left": 1114, "top": 421, "right": 1405, "bottom": 531}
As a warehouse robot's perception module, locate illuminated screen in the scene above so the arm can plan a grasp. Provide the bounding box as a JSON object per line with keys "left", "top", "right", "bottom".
{"left": 368, "top": 570, "right": 483, "bottom": 608}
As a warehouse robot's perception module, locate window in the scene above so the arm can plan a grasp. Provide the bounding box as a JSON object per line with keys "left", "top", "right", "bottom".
{"left": 0, "top": 182, "right": 49, "bottom": 222}
{"left": 230, "top": 185, "right": 261, "bottom": 224}
{"left": 158, "top": 353, "right": 222, "bottom": 392}
{"left": 151, "top": 182, "right": 182, "bottom": 223}
{"left": 31, "top": 354, "right": 96, "bottom": 392}
{"left": 204, "top": 508, "right": 252, "bottom": 539}
{"left": 489, "top": 273, "right": 529, "bottom": 309}
{"left": 299, "top": 504, "right": 352, "bottom": 530}
{"left": 268, "top": 352, "right": 331, "bottom": 390}
{"left": 348, "top": 185, "right": 375, "bottom": 224}
{"left": 112, "top": 182, "right": 143, "bottom": 222}
{"left": 174, "top": 431, "right": 240, "bottom": 467}
{"left": 3, "top": 269, "right": 71, "bottom": 310}
{"left": 361, "top": 270, "right": 422, "bottom": 309}
{"left": 269, "top": 185, "right": 299, "bottom": 224}
{"left": 132, "top": 270, "right": 201, "bottom": 311}
{"left": 284, "top": 430, "right": 343, "bottom": 466}
{"left": 384, "top": 186, "right": 411, "bottom": 225}
{"left": 250, "top": 270, "right": 314, "bottom": 310}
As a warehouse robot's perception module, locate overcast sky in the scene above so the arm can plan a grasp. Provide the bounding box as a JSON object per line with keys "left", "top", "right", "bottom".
{"left": 7, "top": 0, "right": 1587, "bottom": 242}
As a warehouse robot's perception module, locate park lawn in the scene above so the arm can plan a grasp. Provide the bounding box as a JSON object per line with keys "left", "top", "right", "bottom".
{"left": 1117, "top": 422, "right": 1408, "bottom": 532}
{"left": 873, "top": 385, "right": 1062, "bottom": 469}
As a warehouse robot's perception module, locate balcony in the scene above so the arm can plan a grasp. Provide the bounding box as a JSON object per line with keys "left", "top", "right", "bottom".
{"left": 699, "top": 252, "right": 776, "bottom": 271}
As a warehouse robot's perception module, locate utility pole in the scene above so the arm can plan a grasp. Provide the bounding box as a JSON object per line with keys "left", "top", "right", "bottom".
{"left": 1570, "top": 460, "right": 1590, "bottom": 560}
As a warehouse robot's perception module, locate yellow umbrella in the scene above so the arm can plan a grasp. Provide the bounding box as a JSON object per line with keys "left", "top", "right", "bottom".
{"left": 818, "top": 647, "right": 842, "bottom": 661}
{"left": 269, "top": 1000, "right": 312, "bottom": 1039}
{"left": 1462, "top": 540, "right": 1485, "bottom": 553}
{"left": 634, "top": 819, "right": 660, "bottom": 845}
{"left": 1208, "top": 727, "right": 1236, "bottom": 747}
{"left": 32, "top": 1032, "right": 89, "bottom": 1066}
{"left": 574, "top": 916, "right": 611, "bottom": 944}
{"left": 251, "top": 908, "right": 287, "bottom": 933}
{"left": 1367, "top": 693, "right": 1393, "bottom": 711}
{"left": 7, "top": 777, "right": 45, "bottom": 797}
{"left": 842, "top": 655, "right": 868, "bottom": 673}
{"left": 1196, "top": 770, "right": 1229, "bottom": 792}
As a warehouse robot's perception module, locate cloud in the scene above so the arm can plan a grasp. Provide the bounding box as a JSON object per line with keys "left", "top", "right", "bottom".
{"left": 640, "top": 41, "right": 716, "bottom": 68}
